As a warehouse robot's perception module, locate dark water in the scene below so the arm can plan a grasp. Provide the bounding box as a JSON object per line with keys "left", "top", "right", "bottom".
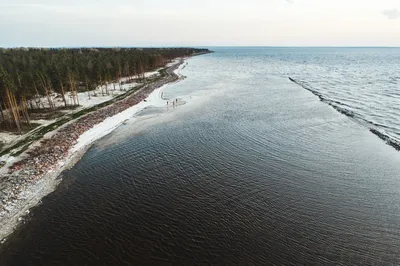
{"left": 2, "top": 48, "right": 400, "bottom": 265}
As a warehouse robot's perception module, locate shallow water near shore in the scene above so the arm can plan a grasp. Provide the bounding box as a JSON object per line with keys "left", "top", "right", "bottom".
{"left": 2, "top": 48, "right": 400, "bottom": 264}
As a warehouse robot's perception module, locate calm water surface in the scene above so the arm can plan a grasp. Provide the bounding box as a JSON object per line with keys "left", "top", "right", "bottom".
{"left": 1, "top": 48, "right": 400, "bottom": 265}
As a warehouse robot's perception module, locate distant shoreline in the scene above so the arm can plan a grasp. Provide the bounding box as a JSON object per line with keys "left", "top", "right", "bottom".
{"left": 0, "top": 51, "right": 211, "bottom": 242}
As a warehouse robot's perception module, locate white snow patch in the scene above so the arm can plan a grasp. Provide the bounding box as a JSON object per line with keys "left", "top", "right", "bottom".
{"left": 0, "top": 133, "right": 19, "bottom": 144}
{"left": 174, "top": 61, "right": 187, "bottom": 77}
{"left": 144, "top": 71, "right": 160, "bottom": 78}
{"left": 71, "top": 84, "right": 169, "bottom": 154}
{"left": 66, "top": 81, "right": 138, "bottom": 109}
{"left": 29, "top": 119, "right": 57, "bottom": 125}
{"left": 26, "top": 67, "right": 161, "bottom": 111}
{"left": 166, "top": 58, "right": 180, "bottom": 67}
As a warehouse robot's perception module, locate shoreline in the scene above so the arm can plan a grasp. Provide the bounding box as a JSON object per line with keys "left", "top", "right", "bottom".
{"left": 0, "top": 57, "right": 191, "bottom": 242}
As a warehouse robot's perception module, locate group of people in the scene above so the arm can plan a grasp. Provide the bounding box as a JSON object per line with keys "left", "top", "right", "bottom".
{"left": 166, "top": 98, "right": 179, "bottom": 107}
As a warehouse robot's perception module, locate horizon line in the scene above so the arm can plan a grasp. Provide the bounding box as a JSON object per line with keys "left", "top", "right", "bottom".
{"left": 1, "top": 45, "right": 400, "bottom": 49}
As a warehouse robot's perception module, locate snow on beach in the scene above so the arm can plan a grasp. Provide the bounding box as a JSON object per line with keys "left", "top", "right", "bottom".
{"left": 70, "top": 63, "right": 179, "bottom": 153}
{"left": 174, "top": 61, "right": 188, "bottom": 77}
{"left": 0, "top": 58, "right": 186, "bottom": 242}
{"left": 0, "top": 133, "right": 19, "bottom": 147}
{"left": 75, "top": 70, "right": 160, "bottom": 109}
{"left": 0, "top": 69, "right": 161, "bottom": 159}
{"left": 72, "top": 84, "right": 168, "bottom": 153}
{"left": 40, "top": 80, "right": 138, "bottom": 111}
{"left": 40, "top": 70, "right": 161, "bottom": 111}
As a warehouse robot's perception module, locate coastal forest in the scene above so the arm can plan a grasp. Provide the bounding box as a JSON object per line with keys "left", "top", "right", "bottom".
{"left": 0, "top": 47, "right": 208, "bottom": 133}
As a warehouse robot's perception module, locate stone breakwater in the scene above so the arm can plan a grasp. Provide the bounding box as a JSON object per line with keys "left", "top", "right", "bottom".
{"left": 0, "top": 59, "right": 183, "bottom": 230}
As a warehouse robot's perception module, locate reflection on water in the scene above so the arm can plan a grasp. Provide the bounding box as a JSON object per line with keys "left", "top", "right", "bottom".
{"left": 2, "top": 48, "right": 400, "bottom": 265}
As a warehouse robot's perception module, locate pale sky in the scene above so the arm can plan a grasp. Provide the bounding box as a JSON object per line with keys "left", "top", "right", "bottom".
{"left": 0, "top": 0, "right": 399, "bottom": 47}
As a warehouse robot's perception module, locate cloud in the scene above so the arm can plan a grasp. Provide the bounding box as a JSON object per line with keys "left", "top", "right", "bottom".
{"left": 382, "top": 8, "right": 400, "bottom": 19}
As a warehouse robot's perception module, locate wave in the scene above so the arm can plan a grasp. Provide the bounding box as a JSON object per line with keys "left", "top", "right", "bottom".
{"left": 369, "top": 129, "right": 400, "bottom": 151}
{"left": 289, "top": 77, "right": 400, "bottom": 151}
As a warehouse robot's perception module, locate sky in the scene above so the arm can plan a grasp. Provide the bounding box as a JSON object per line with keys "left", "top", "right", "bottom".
{"left": 0, "top": 0, "right": 399, "bottom": 47}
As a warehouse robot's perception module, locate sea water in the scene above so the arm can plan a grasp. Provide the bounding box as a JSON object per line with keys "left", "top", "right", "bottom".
{"left": 1, "top": 47, "right": 400, "bottom": 265}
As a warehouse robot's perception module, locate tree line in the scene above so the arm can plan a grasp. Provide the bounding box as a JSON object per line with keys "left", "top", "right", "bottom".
{"left": 0, "top": 47, "right": 209, "bottom": 133}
